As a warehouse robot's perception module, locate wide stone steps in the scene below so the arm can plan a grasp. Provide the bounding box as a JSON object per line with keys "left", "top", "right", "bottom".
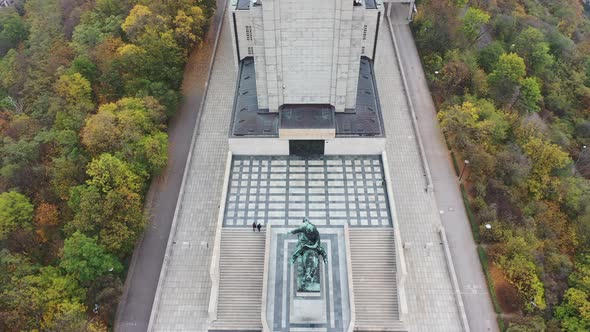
{"left": 209, "top": 228, "right": 265, "bottom": 331}
{"left": 349, "top": 228, "right": 406, "bottom": 332}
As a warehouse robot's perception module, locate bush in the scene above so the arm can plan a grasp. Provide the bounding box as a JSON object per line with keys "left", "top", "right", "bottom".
{"left": 478, "top": 245, "right": 503, "bottom": 314}
{"left": 451, "top": 151, "right": 460, "bottom": 176}
{"left": 461, "top": 183, "right": 480, "bottom": 243}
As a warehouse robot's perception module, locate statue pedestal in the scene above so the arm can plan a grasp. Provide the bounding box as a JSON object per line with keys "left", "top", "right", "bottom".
{"left": 265, "top": 226, "right": 351, "bottom": 331}
{"left": 295, "top": 252, "right": 322, "bottom": 294}
{"left": 291, "top": 263, "right": 326, "bottom": 325}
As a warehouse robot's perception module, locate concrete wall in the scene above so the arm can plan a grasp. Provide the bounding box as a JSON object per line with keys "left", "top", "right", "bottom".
{"left": 234, "top": 10, "right": 255, "bottom": 60}
{"left": 229, "top": 137, "right": 290, "bottom": 155}
{"left": 324, "top": 137, "right": 385, "bottom": 155}
{"left": 229, "top": 137, "right": 385, "bottom": 155}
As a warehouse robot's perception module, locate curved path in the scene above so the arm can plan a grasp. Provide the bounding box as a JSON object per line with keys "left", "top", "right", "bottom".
{"left": 114, "top": 1, "right": 227, "bottom": 330}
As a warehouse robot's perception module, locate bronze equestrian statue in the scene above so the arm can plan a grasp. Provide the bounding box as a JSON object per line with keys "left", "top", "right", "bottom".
{"left": 287, "top": 217, "right": 327, "bottom": 292}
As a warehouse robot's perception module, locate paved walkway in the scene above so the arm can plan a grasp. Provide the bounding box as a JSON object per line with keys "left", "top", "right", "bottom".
{"left": 148, "top": 12, "right": 236, "bottom": 331}
{"left": 374, "top": 18, "right": 464, "bottom": 332}
{"left": 114, "top": 0, "right": 226, "bottom": 330}
{"left": 388, "top": 4, "right": 498, "bottom": 332}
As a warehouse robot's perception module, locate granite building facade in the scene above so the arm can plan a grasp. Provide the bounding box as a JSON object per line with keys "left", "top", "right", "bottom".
{"left": 230, "top": 0, "right": 383, "bottom": 112}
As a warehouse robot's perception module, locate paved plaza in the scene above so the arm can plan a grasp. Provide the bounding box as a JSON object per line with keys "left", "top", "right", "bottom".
{"left": 225, "top": 156, "right": 391, "bottom": 227}
{"left": 148, "top": 9, "right": 465, "bottom": 332}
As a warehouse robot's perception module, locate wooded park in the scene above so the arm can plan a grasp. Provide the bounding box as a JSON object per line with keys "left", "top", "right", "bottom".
{"left": 414, "top": 0, "right": 590, "bottom": 330}
{"left": 0, "top": 0, "right": 214, "bottom": 330}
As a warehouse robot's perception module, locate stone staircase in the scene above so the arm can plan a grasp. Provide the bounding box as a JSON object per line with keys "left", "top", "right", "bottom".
{"left": 349, "top": 228, "right": 406, "bottom": 332}
{"left": 209, "top": 228, "right": 265, "bottom": 331}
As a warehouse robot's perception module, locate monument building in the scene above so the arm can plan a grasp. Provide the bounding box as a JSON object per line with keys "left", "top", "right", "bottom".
{"left": 205, "top": 0, "right": 408, "bottom": 331}
{"left": 146, "top": 0, "right": 468, "bottom": 331}
{"left": 228, "top": 0, "right": 387, "bottom": 155}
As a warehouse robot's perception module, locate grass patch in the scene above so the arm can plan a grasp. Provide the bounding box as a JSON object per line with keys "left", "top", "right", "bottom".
{"left": 497, "top": 315, "right": 506, "bottom": 332}
{"left": 460, "top": 183, "right": 480, "bottom": 243}
{"left": 451, "top": 151, "right": 460, "bottom": 176}
{"left": 444, "top": 134, "right": 452, "bottom": 150}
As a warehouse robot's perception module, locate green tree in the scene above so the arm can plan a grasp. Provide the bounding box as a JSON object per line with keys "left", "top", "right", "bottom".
{"left": 459, "top": 7, "right": 490, "bottom": 45}
{"left": 120, "top": 28, "right": 185, "bottom": 90}
{"left": 69, "top": 55, "right": 98, "bottom": 82}
{"left": 60, "top": 231, "right": 123, "bottom": 284}
{"left": 53, "top": 73, "right": 95, "bottom": 131}
{"left": 515, "top": 77, "right": 543, "bottom": 113}
{"left": 0, "top": 11, "right": 28, "bottom": 55}
{"left": 490, "top": 53, "right": 526, "bottom": 83}
{"left": 555, "top": 287, "right": 590, "bottom": 331}
{"left": 71, "top": 11, "right": 123, "bottom": 54}
{"left": 514, "top": 27, "right": 554, "bottom": 75}
{"left": 488, "top": 53, "right": 526, "bottom": 104}
{"left": 0, "top": 191, "right": 33, "bottom": 240}
{"left": 135, "top": 131, "right": 168, "bottom": 175}
{"left": 477, "top": 41, "right": 505, "bottom": 73}
{"left": 86, "top": 153, "right": 142, "bottom": 194}
{"left": 68, "top": 184, "right": 145, "bottom": 255}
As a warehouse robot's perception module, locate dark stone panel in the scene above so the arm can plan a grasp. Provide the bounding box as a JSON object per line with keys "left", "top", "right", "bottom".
{"left": 230, "top": 58, "right": 385, "bottom": 137}
{"left": 236, "top": 0, "right": 251, "bottom": 10}
{"left": 280, "top": 104, "right": 334, "bottom": 129}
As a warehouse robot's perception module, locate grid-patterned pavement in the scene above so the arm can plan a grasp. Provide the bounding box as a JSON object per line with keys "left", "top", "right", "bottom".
{"left": 224, "top": 156, "right": 392, "bottom": 227}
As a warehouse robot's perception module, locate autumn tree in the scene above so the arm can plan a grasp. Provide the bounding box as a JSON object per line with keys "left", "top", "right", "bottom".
{"left": 82, "top": 97, "right": 168, "bottom": 175}
{"left": 520, "top": 136, "right": 570, "bottom": 199}
{"left": 121, "top": 5, "right": 165, "bottom": 42}
{"left": 173, "top": 6, "right": 207, "bottom": 49}
{"left": 2, "top": 266, "right": 86, "bottom": 330}
{"left": 34, "top": 202, "right": 59, "bottom": 242}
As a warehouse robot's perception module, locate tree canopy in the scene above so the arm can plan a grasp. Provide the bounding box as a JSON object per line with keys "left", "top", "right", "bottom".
{"left": 0, "top": 0, "right": 214, "bottom": 328}
{"left": 414, "top": 0, "right": 590, "bottom": 328}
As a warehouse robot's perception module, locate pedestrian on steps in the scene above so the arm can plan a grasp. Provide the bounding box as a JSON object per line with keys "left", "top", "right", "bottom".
{"left": 252, "top": 221, "right": 257, "bottom": 232}
{"left": 257, "top": 223, "right": 262, "bottom": 232}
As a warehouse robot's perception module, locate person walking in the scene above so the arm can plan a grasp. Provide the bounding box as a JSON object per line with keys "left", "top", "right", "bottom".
{"left": 252, "top": 221, "right": 257, "bottom": 232}
{"left": 257, "top": 223, "right": 262, "bottom": 232}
